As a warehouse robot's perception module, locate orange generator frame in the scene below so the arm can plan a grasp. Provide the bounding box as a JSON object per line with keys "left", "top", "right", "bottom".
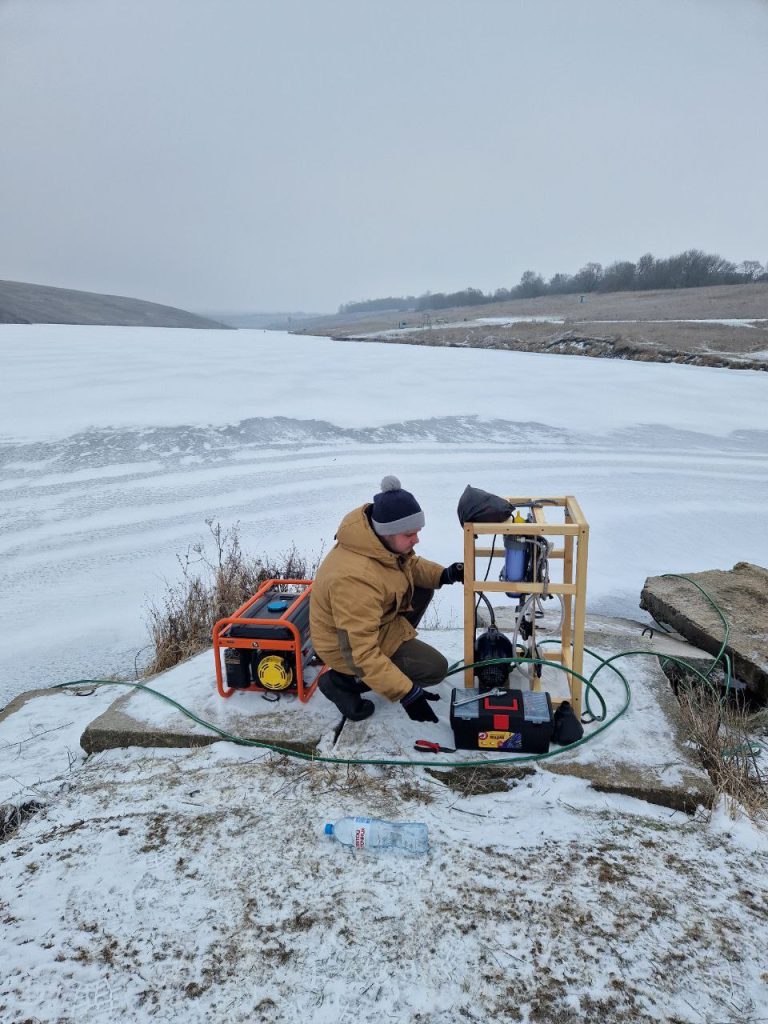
{"left": 213, "top": 579, "right": 322, "bottom": 702}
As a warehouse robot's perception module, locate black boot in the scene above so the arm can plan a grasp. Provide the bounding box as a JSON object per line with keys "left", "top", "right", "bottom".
{"left": 319, "top": 669, "right": 374, "bottom": 721}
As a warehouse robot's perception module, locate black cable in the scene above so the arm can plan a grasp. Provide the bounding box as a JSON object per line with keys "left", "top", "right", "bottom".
{"left": 133, "top": 644, "right": 153, "bottom": 681}
{"left": 474, "top": 534, "right": 498, "bottom": 628}
{"left": 646, "top": 614, "right": 673, "bottom": 635}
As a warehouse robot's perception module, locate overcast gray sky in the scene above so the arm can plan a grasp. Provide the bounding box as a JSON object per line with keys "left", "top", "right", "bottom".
{"left": 1, "top": 0, "right": 766, "bottom": 313}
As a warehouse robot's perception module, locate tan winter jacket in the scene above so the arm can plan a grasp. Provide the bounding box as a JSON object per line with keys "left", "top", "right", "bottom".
{"left": 309, "top": 504, "right": 444, "bottom": 701}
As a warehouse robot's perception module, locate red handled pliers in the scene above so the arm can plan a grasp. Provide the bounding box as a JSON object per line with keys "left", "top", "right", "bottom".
{"left": 414, "top": 739, "right": 456, "bottom": 754}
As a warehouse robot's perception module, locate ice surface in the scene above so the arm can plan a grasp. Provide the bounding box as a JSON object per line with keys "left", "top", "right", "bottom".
{"left": 1, "top": 324, "right": 767, "bottom": 706}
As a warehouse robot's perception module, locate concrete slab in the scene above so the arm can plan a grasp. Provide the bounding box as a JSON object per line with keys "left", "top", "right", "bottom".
{"left": 540, "top": 640, "right": 714, "bottom": 814}
{"left": 74, "top": 618, "right": 715, "bottom": 812}
{"left": 641, "top": 562, "right": 768, "bottom": 699}
{"left": 80, "top": 652, "right": 340, "bottom": 755}
{"left": 331, "top": 623, "right": 715, "bottom": 812}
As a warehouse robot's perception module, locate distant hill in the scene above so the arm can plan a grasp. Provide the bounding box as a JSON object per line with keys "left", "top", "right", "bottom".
{"left": 296, "top": 282, "right": 768, "bottom": 371}
{"left": 0, "top": 280, "right": 231, "bottom": 329}
{"left": 209, "top": 311, "right": 323, "bottom": 329}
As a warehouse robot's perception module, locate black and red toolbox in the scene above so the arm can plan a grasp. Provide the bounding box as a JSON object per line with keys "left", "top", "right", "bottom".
{"left": 450, "top": 687, "right": 555, "bottom": 753}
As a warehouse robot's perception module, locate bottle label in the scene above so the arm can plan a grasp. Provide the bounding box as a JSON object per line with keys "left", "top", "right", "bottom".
{"left": 352, "top": 816, "right": 372, "bottom": 849}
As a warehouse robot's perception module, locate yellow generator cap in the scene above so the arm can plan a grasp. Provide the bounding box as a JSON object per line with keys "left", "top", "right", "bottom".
{"left": 257, "top": 655, "right": 294, "bottom": 690}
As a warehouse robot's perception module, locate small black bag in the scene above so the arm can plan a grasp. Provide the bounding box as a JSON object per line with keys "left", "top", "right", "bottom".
{"left": 552, "top": 701, "right": 584, "bottom": 745}
{"left": 457, "top": 484, "right": 514, "bottom": 526}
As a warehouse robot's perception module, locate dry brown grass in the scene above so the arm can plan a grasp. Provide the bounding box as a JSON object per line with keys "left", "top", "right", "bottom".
{"left": 301, "top": 282, "right": 768, "bottom": 335}
{"left": 144, "top": 519, "right": 319, "bottom": 676}
{"left": 675, "top": 680, "right": 768, "bottom": 820}
{"left": 298, "top": 282, "right": 768, "bottom": 367}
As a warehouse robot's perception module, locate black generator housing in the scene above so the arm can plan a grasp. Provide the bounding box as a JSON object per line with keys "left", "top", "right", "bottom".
{"left": 223, "top": 585, "right": 312, "bottom": 691}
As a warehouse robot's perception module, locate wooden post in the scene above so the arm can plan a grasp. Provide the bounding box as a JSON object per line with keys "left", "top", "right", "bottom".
{"left": 463, "top": 523, "right": 476, "bottom": 687}
{"left": 571, "top": 524, "right": 589, "bottom": 718}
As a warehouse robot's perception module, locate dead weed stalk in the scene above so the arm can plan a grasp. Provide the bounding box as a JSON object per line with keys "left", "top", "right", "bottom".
{"left": 144, "top": 519, "right": 320, "bottom": 676}
{"left": 675, "top": 680, "right": 768, "bottom": 821}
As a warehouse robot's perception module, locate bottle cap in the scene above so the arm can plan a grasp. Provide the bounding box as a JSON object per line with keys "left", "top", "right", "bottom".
{"left": 324, "top": 823, "right": 334, "bottom": 835}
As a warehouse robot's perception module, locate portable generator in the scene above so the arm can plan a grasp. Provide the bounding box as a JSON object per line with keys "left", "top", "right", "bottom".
{"left": 213, "top": 579, "right": 322, "bottom": 702}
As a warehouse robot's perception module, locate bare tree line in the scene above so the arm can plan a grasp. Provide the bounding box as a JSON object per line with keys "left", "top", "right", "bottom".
{"left": 340, "top": 250, "right": 767, "bottom": 314}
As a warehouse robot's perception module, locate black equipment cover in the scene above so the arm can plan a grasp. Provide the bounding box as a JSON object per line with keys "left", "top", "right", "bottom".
{"left": 551, "top": 701, "right": 584, "bottom": 745}
{"left": 457, "top": 485, "right": 514, "bottom": 526}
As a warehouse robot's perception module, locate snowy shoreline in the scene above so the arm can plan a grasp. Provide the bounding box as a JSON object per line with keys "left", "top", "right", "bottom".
{"left": 334, "top": 324, "right": 768, "bottom": 371}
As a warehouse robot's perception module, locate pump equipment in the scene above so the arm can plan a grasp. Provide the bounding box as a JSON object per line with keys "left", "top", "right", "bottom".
{"left": 455, "top": 490, "right": 590, "bottom": 750}
{"left": 471, "top": 503, "right": 556, "bottom": 691}
{"left": 473, "top": 625, "right": 515, "bottom": 692}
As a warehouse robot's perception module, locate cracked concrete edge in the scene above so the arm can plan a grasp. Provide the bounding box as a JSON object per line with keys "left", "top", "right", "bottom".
{"left": 640, "top": 564, "right": 768, "bottom": 699}
{"left": 1, "top": 687, "right": 61, "bottom": 724}
{"left": 79, "top": 699, "right": 323, "bottom": 757}
{"left": 540, "top": 760, "right": 714, "bottom": 814}
{"left": 541, "top": 614, "right": 715, "bottom": 812}
{"left": 80, "top": 707, "right": 220, "bottom": 755}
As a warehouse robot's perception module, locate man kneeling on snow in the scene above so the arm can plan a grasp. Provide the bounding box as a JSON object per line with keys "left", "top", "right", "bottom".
{"left": 309, "top": 476, "right": 463, "bottom": 722}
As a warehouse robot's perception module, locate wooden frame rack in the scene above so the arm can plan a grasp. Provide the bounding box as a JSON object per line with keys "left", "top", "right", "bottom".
{"left": 463, "top": 495, "right": 589, "bottom": 717}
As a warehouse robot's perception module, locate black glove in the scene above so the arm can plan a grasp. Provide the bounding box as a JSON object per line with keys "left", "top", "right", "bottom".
{"left": 440, "top": 562, "right": 464, "bottom": 586}
{"left": 400, "top": 685, "right": 440, "bottom": 723}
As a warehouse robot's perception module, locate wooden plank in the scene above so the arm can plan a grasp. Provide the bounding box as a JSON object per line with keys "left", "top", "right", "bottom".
{"left": 566, "top": 495, "right": 588, "bottom": 526}
{"left": 562, "top": 533, "right": 574, "bottom": 654}
{"left": 470, "top": 523, "right": 580, "bottom": 537}
{"left": 475, "top": 544, "right": 565, "bottom": 559}
{"left": 469, "top": 581, "right": 577, "bottom": 595}
{"left": 560, "top": 643, "right": 573, "bottom": 672}
{"left": 503, "top": 496, "right": 567, "bottom": 506}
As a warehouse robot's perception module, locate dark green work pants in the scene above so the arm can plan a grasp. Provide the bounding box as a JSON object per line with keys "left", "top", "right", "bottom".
{"left": 336, "top": 586, "right": 449, "bottom": 691}
{"left": 390, "top": 587, "right": 449, "bottom": 688}
{"left": 391, "top": 585, "right": 450, "bottom": 688}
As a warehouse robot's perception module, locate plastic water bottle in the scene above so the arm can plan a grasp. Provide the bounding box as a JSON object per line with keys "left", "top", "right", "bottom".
{"left": 324, "top": 816, "right": 429, "bottom": 855}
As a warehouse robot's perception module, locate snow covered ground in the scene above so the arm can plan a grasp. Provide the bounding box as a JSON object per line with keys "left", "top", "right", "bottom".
{"left": 352, "top": 316, "right": 768, "bottom": 339}
{"left": 573, "top": 318, "right": 768, "bottom": 328}
{"left": 2, "top": 700, "right": 768, "bottom": 1024}
{"left": 2, "top": 324, "right": 768, "bottom": 1023}
{"left": 361, "top": 315, "right": 567, "bottom": 335}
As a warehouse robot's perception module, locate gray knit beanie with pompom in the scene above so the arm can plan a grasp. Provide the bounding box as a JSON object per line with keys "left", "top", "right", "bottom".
{"left": 371, "top": 476, "right": 425, "bottom": 536}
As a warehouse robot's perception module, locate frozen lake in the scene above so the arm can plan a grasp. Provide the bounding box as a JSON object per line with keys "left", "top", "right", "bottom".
{"left": 1, "top": 324, "right": 767, "bottom": 708}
